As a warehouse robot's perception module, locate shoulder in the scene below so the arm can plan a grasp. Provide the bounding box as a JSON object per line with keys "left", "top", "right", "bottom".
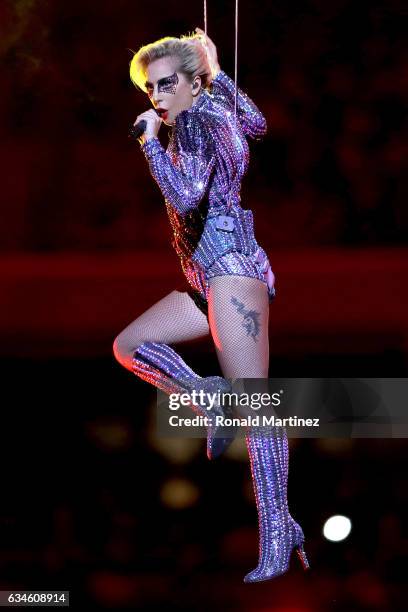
{"left": 173, "top": 92, "right": 236, "bottom": 151}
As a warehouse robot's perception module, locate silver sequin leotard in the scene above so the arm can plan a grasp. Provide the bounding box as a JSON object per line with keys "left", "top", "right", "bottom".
{"left": 140, "top": 70, "right": 276, "bottom": 315}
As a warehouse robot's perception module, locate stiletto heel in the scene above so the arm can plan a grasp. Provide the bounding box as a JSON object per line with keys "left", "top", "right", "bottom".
{"left": 295, "top": 543, "right": 310, "bottom": 571}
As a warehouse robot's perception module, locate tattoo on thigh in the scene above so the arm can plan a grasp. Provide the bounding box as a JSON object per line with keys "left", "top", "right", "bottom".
{"left": 230, "top": 296, "right": 261, "bottom": 342}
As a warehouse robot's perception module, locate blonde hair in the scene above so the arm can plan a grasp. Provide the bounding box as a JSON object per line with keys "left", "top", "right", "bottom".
{"left": 129, "top": 32, "right": 213, "bottom": 94}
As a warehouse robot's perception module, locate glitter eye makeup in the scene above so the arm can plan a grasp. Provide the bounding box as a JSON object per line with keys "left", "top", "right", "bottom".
{"left": 158, "top": 72, "right": 179, "bottom": 94}
{"left": 145, "top": 72, "right": 179, "bottom": 96}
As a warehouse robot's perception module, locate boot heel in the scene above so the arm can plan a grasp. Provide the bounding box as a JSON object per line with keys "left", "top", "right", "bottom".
{"left": 295, "top": 543, "right": 310, "bottom": 571}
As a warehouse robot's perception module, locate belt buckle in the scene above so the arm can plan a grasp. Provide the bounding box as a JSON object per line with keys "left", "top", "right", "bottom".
{"left": 215, "top": 215, "right": 235, "bottom": 232}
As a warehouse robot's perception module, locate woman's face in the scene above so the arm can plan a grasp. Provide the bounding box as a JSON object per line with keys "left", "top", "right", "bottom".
{"left": 144, "top": 57, "right": 201, "bottom": 126}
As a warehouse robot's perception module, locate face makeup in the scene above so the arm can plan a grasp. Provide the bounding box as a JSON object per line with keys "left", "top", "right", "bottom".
{"left": 145, "top": 72, "right": 179, "bottom": 97}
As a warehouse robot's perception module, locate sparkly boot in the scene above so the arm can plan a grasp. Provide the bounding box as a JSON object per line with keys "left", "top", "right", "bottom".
{"left": 244, "top": 426, "right": 310, "bottom": 582}
{"left": 131, "top": 341, "right": 237, "bottom": 459}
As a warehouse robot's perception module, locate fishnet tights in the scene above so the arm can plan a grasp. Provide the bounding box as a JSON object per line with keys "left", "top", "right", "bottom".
{"left": 113, "top": 276, "right": 269, "bottom": 381}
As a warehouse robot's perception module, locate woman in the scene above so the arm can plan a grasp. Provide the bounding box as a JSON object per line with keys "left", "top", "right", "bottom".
{"left": 113, "top": 28, "right": 309, "bottom": 582}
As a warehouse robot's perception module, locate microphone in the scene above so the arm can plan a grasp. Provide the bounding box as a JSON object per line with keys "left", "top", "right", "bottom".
{"left": 128, "top": 109, "right": 162, "bottom": 141}
{"left": 128, "top": 120, "right": 146, "bottom": 140}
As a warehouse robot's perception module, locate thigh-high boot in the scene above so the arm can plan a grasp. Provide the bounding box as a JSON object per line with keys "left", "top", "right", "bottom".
{"left": 244, "top": 426, "right": 310, "bottom": 582}
{"left": 132, "top": 341, "right": 237, "bottom": 459}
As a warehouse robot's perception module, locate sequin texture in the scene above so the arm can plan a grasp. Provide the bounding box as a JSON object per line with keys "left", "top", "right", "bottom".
{"left": 131, "top": 341, "right": 237, "bottom": 459}
{"left": 244, "top": 427, "right": 309, "bottom": 582}
{"left": 134, "top": 73, "right": 310, "bottom": 582}
{"left": 140, "top": 70, "right": 275, "bottom": 304}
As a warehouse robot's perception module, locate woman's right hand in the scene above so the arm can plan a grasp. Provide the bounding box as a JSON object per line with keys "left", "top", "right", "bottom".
{"left": 134, "top": 109, "right": 163, "bottom": 145}
{"left": 195, "top": 27, "right": 221, "bottom": 77}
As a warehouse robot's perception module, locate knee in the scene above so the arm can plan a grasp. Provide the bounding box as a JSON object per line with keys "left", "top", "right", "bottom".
{"left": 112, "top": 333, "right": 142, "bottom": 369}
{"left": 112, "top": 335, "right": 126, "bottom": 366}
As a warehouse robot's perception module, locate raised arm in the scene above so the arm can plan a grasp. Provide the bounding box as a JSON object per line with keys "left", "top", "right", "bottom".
{"left": 140, "top": 116, "right": 216, "bottom": 217}
{"left": 210, "top": 70, "right": 267, "bottom": 140}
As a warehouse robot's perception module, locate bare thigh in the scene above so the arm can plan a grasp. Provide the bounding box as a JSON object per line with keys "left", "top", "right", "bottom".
{"left": 113, "top": 289, "right": 210, "bottom": 371}
{"left": 208, "top": 275, "right": 270, "bottom": 378}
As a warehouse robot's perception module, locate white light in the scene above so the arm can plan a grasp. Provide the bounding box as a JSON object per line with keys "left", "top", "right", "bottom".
{"left": 197, "top": 181, "right": 203, "bottom": 190}
{"left": 323, "top": 514, "right": 352, "bottom": 541}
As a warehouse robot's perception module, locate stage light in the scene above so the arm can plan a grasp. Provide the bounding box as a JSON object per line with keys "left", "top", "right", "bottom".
{"left": 159, "top": 477, "right": 200, "bottom": 509}
{"left": 85, "top": 417, "right": 133, "bottom": 451}
{"left": 323, "top": 514, "right": 352, "bottom": 541}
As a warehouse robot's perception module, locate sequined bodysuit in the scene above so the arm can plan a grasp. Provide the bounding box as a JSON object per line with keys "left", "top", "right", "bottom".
{"left": 140, "top": 70, "right": 275, "bottom": 314}
{"left": 131, "top": 75, "right": 309, "bottom": 585}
